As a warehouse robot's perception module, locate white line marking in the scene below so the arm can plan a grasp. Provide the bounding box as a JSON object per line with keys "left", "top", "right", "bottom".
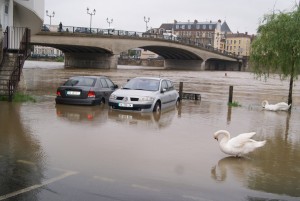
{"left": 17, "top": 160, "right": 36, "bottom": 166}
{"left": 182, "top": 195, "right": 213, "bottom": 201}
{"left": 131, "top": 184, "right": 160, "bottom": 192}
{"left": 93, "top": 176, "right": 115, "bottom": 183}
{"left": 0, "top": 171, "right": 78, "bottom": 200}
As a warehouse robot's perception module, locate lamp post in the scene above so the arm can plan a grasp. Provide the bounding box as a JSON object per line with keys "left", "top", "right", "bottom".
{"left": 46, "top": 10, "right": 55, "bottom": 25}
{"left": 106, "top": 18, "right": 113, "bottom": 28}
{"left": 87, "top": 7, "right": 96, "bottom": 32}
{"left": 144, "top": 16, "right": 150, "bottom": 32}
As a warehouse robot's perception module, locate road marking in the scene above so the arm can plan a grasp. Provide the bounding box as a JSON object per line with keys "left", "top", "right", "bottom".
{"left": 17, "top": 160, "right": 36, "bottom": 166}
{"left": 182, "top": 195, "right": 213, "bottom": 201}
{"left": 0, "top": 170, "right": 78, "bottom": 201}
{"left": 131, "top": 184, "right": 160, "bottom": 192}
{"left": 0, "top": 160, "right": 78, "bottom": 201}
{"left": 93, "top": 176, "right": 115, "bottom": 183}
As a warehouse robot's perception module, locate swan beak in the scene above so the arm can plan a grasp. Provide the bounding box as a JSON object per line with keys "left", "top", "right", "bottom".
{"left": 214, "top": 137, "right": 218, "bottom": 141}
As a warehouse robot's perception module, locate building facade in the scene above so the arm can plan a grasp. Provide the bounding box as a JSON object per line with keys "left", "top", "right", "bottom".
{"left": 159, "top": 20, "right": 227, "bottom": 49}
{"left": 0, "top": 0, "right": 44, "bottom": 34}
{"left": 32, "top": 45, "right": 63, "bottom": 57}
{"left": 225, "top": 32, "right": 253, "bottom": 57}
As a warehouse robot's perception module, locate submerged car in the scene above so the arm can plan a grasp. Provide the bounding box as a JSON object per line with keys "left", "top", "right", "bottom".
{"left": 56, "top": 76, "right": 118, "bottom": 106}
{"left": 109, "top": 77, "right": 180, "bottom": 112}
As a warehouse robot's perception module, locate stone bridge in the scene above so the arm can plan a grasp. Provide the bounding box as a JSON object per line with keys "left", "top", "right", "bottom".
{"left": 31, "top": 32, "right": 240, "bottom": 70}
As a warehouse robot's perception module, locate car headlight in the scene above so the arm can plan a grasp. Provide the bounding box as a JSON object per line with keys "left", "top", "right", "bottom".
{"left": 140, "top": 96, "right": 155, "bottom": 101}
{"left": 109, "top": 94, "right": 117, "bottom": 100}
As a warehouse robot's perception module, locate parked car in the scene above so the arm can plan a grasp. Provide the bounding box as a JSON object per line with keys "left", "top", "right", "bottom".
{"left": 109, "top": 77, "right": 180, "bottom": 112}
{"left": 56, "top": 76, "right": 118, "bottom": 106}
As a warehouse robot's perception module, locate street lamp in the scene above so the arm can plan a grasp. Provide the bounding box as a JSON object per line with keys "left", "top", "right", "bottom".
{"left": 106, "top": 18, "right": 113, "bottom": 28}
{"left": 144, "top": 16, "right": 150, "bottom": 32}
{"left": 46, "top": 10, "right": 55, "bottom": 25}
{"left": 87, "top": 7, "right": 96, "bottom": 32}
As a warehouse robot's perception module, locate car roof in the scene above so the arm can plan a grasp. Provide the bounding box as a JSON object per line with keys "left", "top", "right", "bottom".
{"left": 69, "top": 75, "right": 108, "bottom": 79}
{"left": 131, "top": 77, "right": 168, "bottom": 81}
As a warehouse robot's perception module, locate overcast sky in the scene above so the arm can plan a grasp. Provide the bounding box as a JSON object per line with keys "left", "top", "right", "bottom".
{"left": 44, "top": 0, "right": 297, "bottom": 34}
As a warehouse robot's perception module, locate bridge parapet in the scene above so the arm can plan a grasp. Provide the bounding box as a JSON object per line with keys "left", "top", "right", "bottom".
{"left": 40, "top": 24, "right": 239, "bottom": 60}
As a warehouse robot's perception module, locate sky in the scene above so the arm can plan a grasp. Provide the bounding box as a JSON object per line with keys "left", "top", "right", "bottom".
{"left": 44, "top": 0, "right": 297, "bottom": 35}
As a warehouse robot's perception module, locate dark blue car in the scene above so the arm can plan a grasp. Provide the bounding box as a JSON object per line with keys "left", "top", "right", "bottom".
{"left": 56, "top": 76, "right": 118, "bottom": 106}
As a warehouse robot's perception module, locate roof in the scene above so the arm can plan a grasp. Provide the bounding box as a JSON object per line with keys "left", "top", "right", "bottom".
{"left": 159, "top": 21, "right": 219, "bottom": 31}
{"left": 159, "top": 23, "right": 174, "bottom": 30}
{"left": 226, "top": 33, "right": 253, "bottom": 39}
{"left": 221, "top": 21, "right": 232, "bottom": 33}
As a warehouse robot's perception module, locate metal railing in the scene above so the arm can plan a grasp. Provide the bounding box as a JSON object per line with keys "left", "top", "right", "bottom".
{"left": 41, "top": 24, "right": 239, "bottom": 59}
{"left": 0, "top": 26, "right": 31, "bottom": 101}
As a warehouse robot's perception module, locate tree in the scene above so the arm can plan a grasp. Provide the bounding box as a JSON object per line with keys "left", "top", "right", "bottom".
{"left": 250, "top": 4, "right": 300, "bottom": 107}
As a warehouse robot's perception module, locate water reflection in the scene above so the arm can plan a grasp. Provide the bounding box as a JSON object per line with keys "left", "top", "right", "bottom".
{"left": 55, "top": 104, "right": 108, "bottom": 124}
{"left": 211, "top": 157, "right": 256, "bottom": 183}
{"left": 0, "top": 102, "right": 44, "bottom": 200}
{"left": 212, "top": 109, "right": 300, "bottom": 198}
{"left": 107, "top": 108, "right": 177, "bottom": 129}
{"left": 252, "top": 111, "right": 300, "bottom": 197}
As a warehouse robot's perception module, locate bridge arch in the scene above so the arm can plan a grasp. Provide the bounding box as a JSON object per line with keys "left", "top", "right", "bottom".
{"left": 31, "top": 32, "right": 238, "bottom": 69}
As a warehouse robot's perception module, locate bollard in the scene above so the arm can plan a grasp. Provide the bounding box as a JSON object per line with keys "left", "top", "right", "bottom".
{"left": 228, "top": 85, "right": 233, "bottom": 103}
{"left": 179, "top": 82, "right": 183, "bottom": 100}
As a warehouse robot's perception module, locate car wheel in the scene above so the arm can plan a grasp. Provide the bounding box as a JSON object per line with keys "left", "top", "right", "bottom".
{"left": 153, "top": 101, "right": 161, "bottom": 113}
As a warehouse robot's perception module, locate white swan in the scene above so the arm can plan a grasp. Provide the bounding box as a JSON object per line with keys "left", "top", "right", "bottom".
{"left": 213, "top": 130, "right": 266, "bottom": 157}
{"left": 262, "top": 100, "right": 291, "bottom": 111}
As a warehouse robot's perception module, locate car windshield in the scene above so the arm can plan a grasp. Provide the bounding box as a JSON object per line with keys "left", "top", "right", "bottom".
{"left": 123, "top": 78, "right": 160, "bottom": 91}
{"left": 64, "top": 77, "right": 96, "bottom": 87}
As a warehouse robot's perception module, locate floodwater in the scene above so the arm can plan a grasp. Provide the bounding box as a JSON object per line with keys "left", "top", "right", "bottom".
{"left": 0, "top": 60, "right": 300, "bottom": 201}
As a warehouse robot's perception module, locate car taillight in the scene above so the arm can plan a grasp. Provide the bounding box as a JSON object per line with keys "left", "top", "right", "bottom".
{"left": 88, "top": 91, "right": 95, "bottom": 98}
{"left": 56, "top": 91, "right": 61, "bottom": 96}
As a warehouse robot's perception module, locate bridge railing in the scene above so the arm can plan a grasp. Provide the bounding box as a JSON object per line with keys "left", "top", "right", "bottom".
{"left": 40, "top": 24, "right": 239, "bottom": 59}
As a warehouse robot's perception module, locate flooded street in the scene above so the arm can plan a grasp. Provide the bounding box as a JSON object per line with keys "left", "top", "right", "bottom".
{"left": 1, "top": 61, "right": 300, "bottom": 201}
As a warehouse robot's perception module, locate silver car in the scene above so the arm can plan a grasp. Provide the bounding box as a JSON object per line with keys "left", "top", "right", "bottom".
{"left": 109, "top": 77, "right": 180, "bottom": 112}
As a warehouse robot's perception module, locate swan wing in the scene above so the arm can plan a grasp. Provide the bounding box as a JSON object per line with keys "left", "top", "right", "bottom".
{"left": 227, "top": 132, "right": 256, "bottom": 148}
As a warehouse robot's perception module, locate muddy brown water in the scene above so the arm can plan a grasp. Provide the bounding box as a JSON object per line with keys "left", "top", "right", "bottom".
{"left": 0, "top": 61, "right": 299, "bottom": 201}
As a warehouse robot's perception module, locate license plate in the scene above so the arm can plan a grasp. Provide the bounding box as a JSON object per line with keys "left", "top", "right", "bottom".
{"left": 119, "top": 103, "right": 133, "bottom": 107}
{"left": 67, "top": 91, "right": 81, "bottom": 96}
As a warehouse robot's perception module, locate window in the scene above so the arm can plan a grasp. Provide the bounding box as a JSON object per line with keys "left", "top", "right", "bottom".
{"left": 100, "top": 79, "right": 108, "bottom": 88}
{"left": 176, "top": 25, "right": 179, "bottom": 29}
{"left": 166, "top": 80, "right": 174, "bottom": 90}
{"left": 209, "top": 25, "right": 212, "bottom": 30}
{"left": 196, "top": 24, "right": 200, "bottom": 29}
{"left": 188, "top": 24, "right": 191, "bottom": 29}
{"left": 203, "top": 25, "right": 206, "bottom": 29}
{"left": 105, "top": 79, "right": 114, "bottom": 88}
{"left": 181, "top": 25, "right": 185, "bottom": 29}
{"left": 5, "top": 5, "right": 8, "bottom": 14}
{"left": 161, "top": 81, "right": 168, "bottom": 91}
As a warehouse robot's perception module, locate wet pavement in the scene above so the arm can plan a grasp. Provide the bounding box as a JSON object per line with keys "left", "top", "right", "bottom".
{"left": 0, "top": 61, "right": 300, "bottom": 201}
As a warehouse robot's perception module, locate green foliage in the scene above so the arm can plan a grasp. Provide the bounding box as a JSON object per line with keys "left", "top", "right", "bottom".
{"left": 0, "top": 92, "right": 36, "bottom": 103}
{"left": 55, "top": 56, "right": 64, "bottom": 62}
{"left": 251, "top": 6, "right": 300, "bottom": 77}
{"left": 228, "top": 101, "right": 241, "bottom": 107}
{"left": 250, "top": 4, "right": 300, "bottom": 104}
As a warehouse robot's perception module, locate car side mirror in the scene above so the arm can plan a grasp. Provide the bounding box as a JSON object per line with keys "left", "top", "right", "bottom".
{"left": 114, "top": 85, "right": 118, "bottom": 89}
{"left": 161, "top": 88, "right": 167, "bottom": 93}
